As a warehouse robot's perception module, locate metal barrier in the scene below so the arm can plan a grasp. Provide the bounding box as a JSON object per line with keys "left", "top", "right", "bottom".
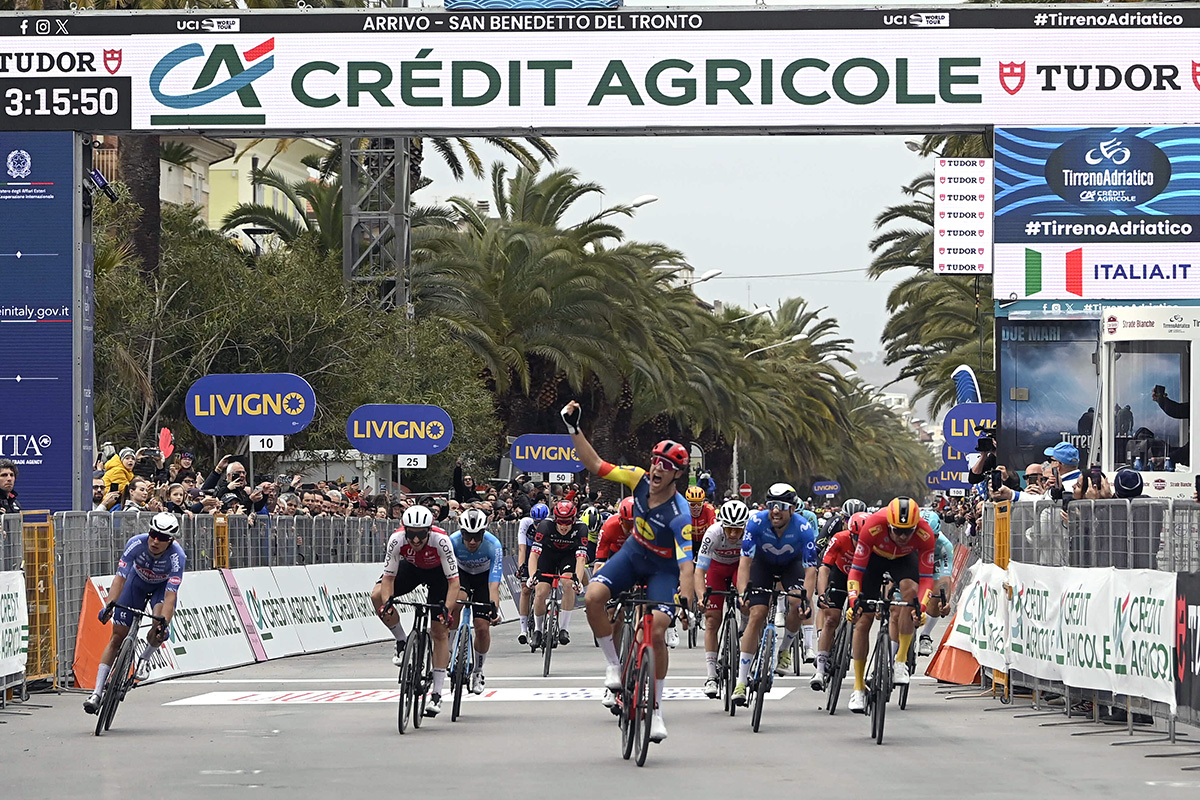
{"left": 0, "top": 513, "right": 21, "bottom": 572}
{"left": 979, "top": 497, "right": 1199, "bottom": 735}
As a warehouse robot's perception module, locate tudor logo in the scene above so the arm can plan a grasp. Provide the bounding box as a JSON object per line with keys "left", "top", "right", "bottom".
{"left": 1106, "top": 315, "right": 1119, "bottom": 335}
{"left": 999, "top": 61, "right": 1026, "bottom": 95}
{"left": 103, "top": 49, "right": 121, "bottom": 75}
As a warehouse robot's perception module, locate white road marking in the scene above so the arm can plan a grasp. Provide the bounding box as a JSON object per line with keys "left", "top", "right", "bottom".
{"left": 166, "top": 687, "right": 797, "bottom": 705}
{"left": 171, "top": 675, "right": 936, "bottom": 684}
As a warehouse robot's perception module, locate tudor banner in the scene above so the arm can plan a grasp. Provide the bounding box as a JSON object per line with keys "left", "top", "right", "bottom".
{"left": 10, "top": 9, "right": 1200, "bottom": 134}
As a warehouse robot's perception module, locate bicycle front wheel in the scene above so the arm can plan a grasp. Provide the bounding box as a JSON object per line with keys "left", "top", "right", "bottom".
{"left": 619, "top": 644, "right": 638, "bottom": 760}
{"left": 451, "top": 625, "right": 470, "bottom": 722}
{"left": 398, "top": 636, "right": 415, "bottom": 734}
{"left": 827, "top": 621, "right": 850, "bottom": 715}
{"left": 752, "top": 628, "right": 775, "bottom": 733}
{"left": 720, "top": 611, "right": 737, "bottom": 714}
{"left": 101, "top": 635, "right": 138, "bottom": 733}
{"left": 899, "top": 646, "right": 915, "bottom": 711}
{"left": 413, "top": 632, "right": 433, "bottom": 729}
{"left": 633, "top": 646, "right": 656, "bottom": 767}
{"left": 872, "top": 632, "right": 890, "bottom": 744}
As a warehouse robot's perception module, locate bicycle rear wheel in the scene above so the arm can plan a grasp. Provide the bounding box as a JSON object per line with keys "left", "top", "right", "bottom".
{"left": 827, "top": 621, "right": 850, "bottom": 715}
{"left": 398, "top": 636, "right": 415, "bottom": 734}
{"left": 101, "top": 636, "right": 137, "bottom": 733}
{"left": 619, "top": 642, "right": 638, "bottom": 760}
{"left": 451, "top": 625, "right": 470, "bottom": 722}
{"left": 413, "top": 632, "right": 432, "bottom": 729}
{"left": 633, "top": 647, "right": 656, "bottom": 767}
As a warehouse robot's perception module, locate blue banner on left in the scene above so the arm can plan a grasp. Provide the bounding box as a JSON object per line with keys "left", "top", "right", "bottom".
{"left": 347, "top": 404, "right": 454, "bottom": 455}
{"left": 186, "top": 373, "right": 316, "bottom": 436}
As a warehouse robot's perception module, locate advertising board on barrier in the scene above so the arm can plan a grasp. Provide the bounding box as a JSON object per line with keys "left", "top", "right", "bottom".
{"left": 225, "top": 567, "right": 307, "bottom": 659}
{"left": 304, "top": 563, "right": 394, "bottom": 646}
{"left": 14, "top": 10, "right": 1200, "bottom": 135}
{"left": 948, "top": 561, "right": 1009, "bottom": 673}
{"left": 0, "top": 571, "right": 29, "bottom": 678}
{"left": 186, "top": 373, "right": 316, "bottom": 436}
{"left": 346, "top": 404, "right": 454, "bottom": 456}
{"left": 1177, "top": 572, "right": 1200, "bottom": 715}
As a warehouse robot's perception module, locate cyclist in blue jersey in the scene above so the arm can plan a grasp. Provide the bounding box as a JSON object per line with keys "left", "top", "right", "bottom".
{"left": 84, "top": 512, "right": 185, "bottom": 715}
{"left": 516, "top": 502, "right": 550, "bottom": 644}
{"left": 450, "top": 509, "right": 503, "bottom": 694}
{"left": 918, "top": 509, "right": 955, "bottom": 656}
{"left": 732, "top": 483, "right": 818, "bottom": 706}
{"left": 563, "top": 400, "right": 694, "bottom": 745}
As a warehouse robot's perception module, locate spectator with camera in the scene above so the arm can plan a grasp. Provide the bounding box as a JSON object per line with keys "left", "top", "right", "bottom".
{"left": 132, "top": 447, "right": 169, "bottom": 485}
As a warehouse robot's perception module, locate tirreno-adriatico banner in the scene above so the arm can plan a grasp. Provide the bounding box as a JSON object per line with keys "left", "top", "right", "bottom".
{"left": 7, "top": 7, "right": 1200, "bottom": 134}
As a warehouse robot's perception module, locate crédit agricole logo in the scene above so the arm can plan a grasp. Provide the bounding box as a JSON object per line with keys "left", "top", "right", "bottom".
{"left": 149, "top": 38, "right": 275, "bottom": 126}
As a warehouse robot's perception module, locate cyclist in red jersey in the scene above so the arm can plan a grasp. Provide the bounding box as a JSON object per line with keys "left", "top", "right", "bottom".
{"left": 844, "top": 497, "right": 936, "bottom": 714}
{"left": 595, "top": 497, "right": 635, "bottom": 570}
{"left": 685, "top": 485, "right": 717, "bottom": 551}
{"left": 810, "top": 511, "right": 867, "bottom": 691}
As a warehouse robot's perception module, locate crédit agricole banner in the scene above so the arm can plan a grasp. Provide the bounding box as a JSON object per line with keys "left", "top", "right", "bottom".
{"left": 8, "top": 8, "right": 1200, "bottom": 134}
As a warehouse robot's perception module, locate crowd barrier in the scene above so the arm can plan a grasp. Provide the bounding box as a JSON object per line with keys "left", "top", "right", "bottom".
{"left": 0, "top": 570, "right": 28, "bottom": 705}
{"left": 0, "top": 510, "right": 526, "bottom": 689}
{"left": 964, "top": 498, "right": 1200, "bottom": 734}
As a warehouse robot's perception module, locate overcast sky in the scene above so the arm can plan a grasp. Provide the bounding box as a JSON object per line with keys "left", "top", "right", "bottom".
{"left": 420, "top": 0, "right": 959, "bottom": 353}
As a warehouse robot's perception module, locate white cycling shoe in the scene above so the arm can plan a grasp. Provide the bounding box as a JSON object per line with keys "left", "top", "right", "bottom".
{"left": 601, "top": 688, "right": 617, "bottom": 708}
{"left": 893, "top": 661, "right": 911, "bottom": 685}
{"left": 604, "top": 664, "right": 623, "bottom": 691}
{"left": 649, "top": 714, "right": 668, "bottom": 743}
{"left": 849, "top": 689, "right": 867, "bottom": 713}
{"left": 665, "top": 628, "right": 679, "bottom": 649}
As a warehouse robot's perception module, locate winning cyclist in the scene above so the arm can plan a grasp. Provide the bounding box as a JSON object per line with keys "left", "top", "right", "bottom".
{"left": 694, "top": 499, "right": 749, "bottom": 699}
{"left": 371, "top": 504, "right": 460, "bottom": 718}
{"left": 566, "top": 401, "right": 695, "bottom": 744}
{"left": 844, "top": 497, "right": 936, "bottom": 714}
{"left": 527, "top": 500, "right": 589, "bottom": 649}
{"left": 449, "top": 508, "right": 503, "bottom": 694}
{"left": 84, "top": 512, "right": 185, "bottom": 715}
{"left": 516, "top": 502, "right": 550, "bottom": 644}
{"left": 810, "top": 511, "right": 867, "bottom": 691}
{"left": 918, "top": 509, "right": 955, "bottom": 657}
{"left": 732, "top": 483, "right": 818, "bottom": 705}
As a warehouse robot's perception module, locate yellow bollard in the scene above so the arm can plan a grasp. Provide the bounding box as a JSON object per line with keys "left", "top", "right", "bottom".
{"left": 21, "top": 511, "right": 56, "bottom": 687}
{"left": 214, "top": 513, "right": 229, "bottom": 569}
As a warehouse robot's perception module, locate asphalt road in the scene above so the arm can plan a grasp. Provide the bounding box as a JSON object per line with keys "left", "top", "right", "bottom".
{"left": 6, "top": 620, "right": 1200, "bottom": 799}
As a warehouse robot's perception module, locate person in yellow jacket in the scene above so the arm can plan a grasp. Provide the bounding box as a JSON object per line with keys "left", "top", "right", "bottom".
{"left": 102, "top": 448, "right": 137, "bottom": 495}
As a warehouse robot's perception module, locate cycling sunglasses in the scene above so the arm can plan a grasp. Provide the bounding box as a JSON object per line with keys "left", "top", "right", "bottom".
{"left": 889, "top": 526, "right": 915, "bottom": 537}
{"left": 650, "top": 456, "right": 681, "bottom": 473}
{"left": 148, "top": 532, "right": 175, "bottom": 543}
{"left": 765, "top": 500, "right": 794, "bottom": 511}
{"left": 404, "top": 528, "right": 431, "bottom": 541}
{"left": 462, "top": 532, "right": 485, "bottom": 540}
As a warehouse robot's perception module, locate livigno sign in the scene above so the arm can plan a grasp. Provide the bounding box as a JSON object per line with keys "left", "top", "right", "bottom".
{"left": 346, "top": 404, "right": 454, "bottom": 455}
{"left": 8, "top": 8, "right": 1200, "bottom": 135}
{"left": 186, "top": 373, "right": 316, "bottom": 436}
{"left": 510, "top": 433, "right": 584, "bottom": 473}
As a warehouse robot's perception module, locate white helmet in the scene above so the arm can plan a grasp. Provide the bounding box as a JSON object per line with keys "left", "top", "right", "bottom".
{"left": 717, "top": 500, "right": 750, "bottom": 528}
{"left": 401, "top": 504, "right": 434, "bottom": 530}
{"left": 459, "top": 508, "right": 488, "bottom": 534}
{"left": 149, "top": 512, "right": 179, "bottom": 539}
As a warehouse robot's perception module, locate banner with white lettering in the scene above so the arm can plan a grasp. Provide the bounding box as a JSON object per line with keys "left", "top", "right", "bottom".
{"left": 948, "top": 561, "right": 1010, "bottom": 673}
{"left": 304, "top": 563, "right": 394, "bottom": 647}
{"left": 0, "top": 571, "right": 29, "bottom": 677}
{"left": 228, "top": 567, "right": 306, "bottom": 659}
{"left": 1108, "top": 567, "right": 1175, "bottom": 709}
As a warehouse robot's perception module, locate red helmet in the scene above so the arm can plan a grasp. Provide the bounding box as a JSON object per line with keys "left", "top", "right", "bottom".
{"left": 848, "top": 511, "right": 869, "bottom": 537}
{"left": 618, "top": 497, "right": 635, "bottom": 522}
{"left": 651, "top": 440, "right": 689, "bottom": 472}
{"left": 552, "top": 500, "right": 578, "bottom": 524}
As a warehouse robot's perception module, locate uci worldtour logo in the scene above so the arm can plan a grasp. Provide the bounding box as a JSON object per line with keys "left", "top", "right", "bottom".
{"left": 148, "top": 38, "right": 275, "bottom": 126}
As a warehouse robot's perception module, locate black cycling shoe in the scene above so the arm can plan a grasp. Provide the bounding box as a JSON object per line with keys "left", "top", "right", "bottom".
{"left": 529, "top": 630, "right": 543, "bottom": 651}
{"left": 558, "top": 629, "right": 571, "bottom": 646}
{"left": 83, "top": 695, "right": 100, "bottom": 715}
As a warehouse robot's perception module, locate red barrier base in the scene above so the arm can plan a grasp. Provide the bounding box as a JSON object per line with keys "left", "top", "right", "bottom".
{"left": 924, "top": 612, "right": 981, "bottom": 685}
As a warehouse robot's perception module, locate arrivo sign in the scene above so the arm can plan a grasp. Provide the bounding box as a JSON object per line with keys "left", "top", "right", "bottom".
{"left": 9, "top": 9, "right": 1200, "bottom": 135}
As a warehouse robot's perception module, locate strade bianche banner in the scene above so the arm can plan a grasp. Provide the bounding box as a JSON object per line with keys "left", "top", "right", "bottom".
{"left": 9, "top": 8, "right": 1200, "bottom": 134}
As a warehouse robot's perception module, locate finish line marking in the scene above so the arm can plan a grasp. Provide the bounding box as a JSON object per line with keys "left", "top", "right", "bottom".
{"left": 166, "top": 687, "right": 797, "bottom": 705}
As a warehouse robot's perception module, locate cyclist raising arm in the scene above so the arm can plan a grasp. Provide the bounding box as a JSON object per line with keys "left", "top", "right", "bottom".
{"left": 566, "top": 400, "right": 695, "bottom": 744}
{"left": 84, "top": 513, "right": 185, "bottom": 715}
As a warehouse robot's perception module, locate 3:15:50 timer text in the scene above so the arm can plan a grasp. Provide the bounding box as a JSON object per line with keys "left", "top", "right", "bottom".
{"left": 5, "top": 86, "right": 119, "bottom": 116}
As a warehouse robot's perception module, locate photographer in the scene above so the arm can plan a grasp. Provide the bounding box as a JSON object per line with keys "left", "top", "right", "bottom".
{"left": 992, "top": 444, "right": 1081, "bottom": 503}
{"left": 131, "top": 447, "right": 169, "bottom": 486}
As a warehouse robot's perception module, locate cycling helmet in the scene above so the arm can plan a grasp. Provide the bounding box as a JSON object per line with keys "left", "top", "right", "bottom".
{"left": 685, "top": 486, "right": 706, "bottom": 503}
{"left": 618, "top": 496, "right": 635, "bottom": 522}
{"left": 149, "top": 512, "right": 180, "bottom": 539}
{"left": 841, "top": 498, "right": 867, "bottom": 516}
{"left": 583, "top": 506, "right": 602, "bottom": 533}
{"left": 885, "top": 497, "right": 920, "bottom": 530}
{"left": 920, "top": 509, "right": 942, "bottom": 535}
{"left": 552, "top": 500, "right": 578, "bottom": 524}
{"left": 765, "top": 482, "right": 798, "bottom": 507}
{"left": 460, "top": 508, "right": 488, "bottom": 534}
{"left": 717, "top": 500, "right": 750, "bottom": 528}
{"left": 401, "top": 504, "right": 434, "bottom": 531}
{"left": 651, "top": 440, "right": 689, "bottom": 472}
{"left": 530, "top": 502, "right": 550, "bottom": 520}
{"left": 848, "top": 511, "right": 869, "bottom": 537}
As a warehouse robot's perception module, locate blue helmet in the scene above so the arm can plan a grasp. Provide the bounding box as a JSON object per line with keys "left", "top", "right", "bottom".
{"left": 920, "top": 509, "right": 942, "bottom": 534}
{"left": 530, "top": 502, "right": 550, "bottom": 520}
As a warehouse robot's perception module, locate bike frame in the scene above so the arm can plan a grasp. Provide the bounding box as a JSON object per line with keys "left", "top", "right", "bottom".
{"left": 93, "top": 603, "right": 166, "bottom": 737}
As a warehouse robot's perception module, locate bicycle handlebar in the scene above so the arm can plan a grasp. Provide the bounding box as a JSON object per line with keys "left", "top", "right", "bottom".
{"left": 110, "top": 604, "right": 167, "bottom": 624}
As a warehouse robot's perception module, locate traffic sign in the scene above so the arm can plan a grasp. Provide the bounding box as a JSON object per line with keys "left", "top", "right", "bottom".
{"left": 739, "top": 483, "right": 752, "bottom": 499}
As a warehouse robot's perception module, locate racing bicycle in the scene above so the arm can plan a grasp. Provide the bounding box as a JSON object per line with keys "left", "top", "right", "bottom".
{"left": 449, "top": 592, "right": 498, "bottom": 722}
{"left": 388, "top": 596, "right": 444, "bottom": 734}
{"left": 93, "top": 604, "right": 167, "bottom": 737}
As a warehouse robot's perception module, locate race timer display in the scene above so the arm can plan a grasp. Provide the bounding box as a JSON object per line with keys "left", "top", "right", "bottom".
{"left": 0, "top": 78, "right": 130, "bottom": 130}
